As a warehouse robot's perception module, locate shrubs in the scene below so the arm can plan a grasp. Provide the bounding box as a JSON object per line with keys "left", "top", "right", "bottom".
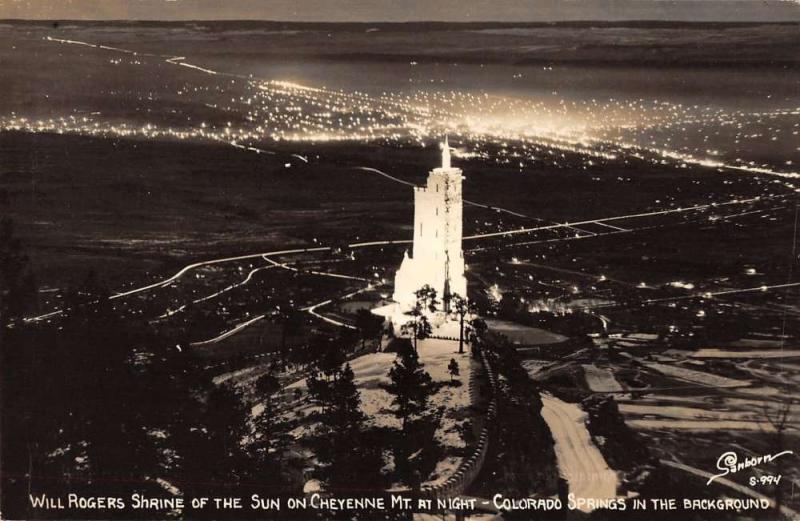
{"left": 471, "top": 337, "right": 559, "bottom": 499}
{"left": 582, "top": 394, "right": 654, "bottom": 472}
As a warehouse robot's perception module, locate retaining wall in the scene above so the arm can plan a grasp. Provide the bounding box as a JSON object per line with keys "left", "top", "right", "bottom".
{"left": 419, "top": 347, "right": 498, "bottom": 500}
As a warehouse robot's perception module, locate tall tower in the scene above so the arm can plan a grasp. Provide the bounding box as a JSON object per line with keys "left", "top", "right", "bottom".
{"left": 393, "top": 138, "right": 468, "bottom": 310}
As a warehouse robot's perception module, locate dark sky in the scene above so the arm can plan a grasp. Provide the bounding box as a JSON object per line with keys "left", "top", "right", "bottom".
{"left": 1, "top": 0, "right": 799, "bottom": 22}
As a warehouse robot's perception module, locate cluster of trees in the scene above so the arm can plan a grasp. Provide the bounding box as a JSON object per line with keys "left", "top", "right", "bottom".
{"left": 306, "top": 360, "right": 386, "bottom": 494}
{"left": 2, "top": 221, "right": 481, "bottom": 515}
{"left": 284, "top": 282, "right": 488, "bottom": 496}
{"left": 257, "top": 307, "right": 382, "bottom": 377}
{"left": 295, "top": 311, "right": 454, "bottom": 496}
{"left": 300, "top": 334, "right": 442, "bottom": 494}
{"left": 470, "top": 335, "right": 559, "bottom": 501}
{"left": 401, "top": 284, "right": 478, "bottom": 355}
{"left": 495, "top": 289, "right": 597, "bottom": 337}
{"left": 0, "top": 220, "right": 292, "bottom": 518}
{"left": 400, "top": 286, "right": 437, "bottom": 352}
{"left": 2, "top": 270, "right": 189, "bottom": 515}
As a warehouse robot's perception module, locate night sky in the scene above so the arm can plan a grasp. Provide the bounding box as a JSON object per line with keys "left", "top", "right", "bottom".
{"left": 1, "top": 0, "right": 799, "bottom": 22}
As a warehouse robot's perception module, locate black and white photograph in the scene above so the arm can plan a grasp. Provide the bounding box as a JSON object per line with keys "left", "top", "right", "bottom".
{"left": 1, "top": 1, "right": 799, "bottom": 519}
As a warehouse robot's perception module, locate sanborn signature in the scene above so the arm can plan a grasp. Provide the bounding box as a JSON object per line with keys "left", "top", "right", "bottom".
{"left": 707, "top": 450, "right": 794, "bottom": 485}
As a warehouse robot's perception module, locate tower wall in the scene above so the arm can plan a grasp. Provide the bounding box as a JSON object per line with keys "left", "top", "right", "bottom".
{"left": 393, "top": 141, "right": 467, "bottom": 309}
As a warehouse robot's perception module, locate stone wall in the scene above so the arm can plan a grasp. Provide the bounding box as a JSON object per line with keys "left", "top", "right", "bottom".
{"left": 419, "top": 348, "right": 498, "bottom": 500}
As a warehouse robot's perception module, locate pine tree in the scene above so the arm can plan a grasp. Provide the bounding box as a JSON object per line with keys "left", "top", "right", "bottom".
{"left": 55, "top": 273, "right": 162, "bottom": 497}
{"left": 448, "top": 358, "right": 460, "bottom": 382}
{"left": 308, "top": 361, "right": 385, "bottom": 493}
{"left": 256, "top": 371, "right": 280, "bottom": 397}
{"left": 401, "top": 285, "right": 439, "bottom": 352}
{"left": 450, "top": 293, "right": 472, "bottom": 354}
{"left": 468, "top": 317, "right": 488, "bottom": 358}
{"left": 383, "top": 347, "right": 434, "bottom": 431}
{"left": 251, "top": 371, "right": 289, "bottom": 493}
{"left": 273, "top": 300, "right": 304, "bottom": 364}
{"left": 354, "top": 308, "right": 383, "bottom": 351}
{"left": 330, "top": 363, "right": 364, "bottom": 430}
{"left": 382, "top": 343, "right": 441, "bottom": 489}
{"left": 203, "top": 384, "right": 251, "bottom": 479}
{"left": 174, "top": 382, "right": 256, "bottom": 507}
{"left": 318, "top": 342, "right": 346, "bottom": 382}
{"left": 401, "top": 311, "right": 431, "bottom": 353}
{"left": 254, "top": 370, "right": 282, "bottom": 449}
{"left": 414, "top": 285, "right": 439, "bottom": 313}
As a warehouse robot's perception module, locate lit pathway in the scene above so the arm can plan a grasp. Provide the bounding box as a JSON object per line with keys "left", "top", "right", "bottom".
{"left": 189, "top": 264, "right": 377, "bottom": 344}
{"left": 352, "top": 165, "right": 594, "bottom": 235}
{"left": 159, "top": 264, "right": 276, "bottom": 318}
{"left": 262, "top": 256, "right": 371, "bottom": 282}
{"left": 463, "top": 194, "right": 787, "bottom": 241}
{"left": 301, "top": 285, "right": 375, "bottom": 330}
{"left": 189, "top": 314, "right": 267, "bottom": 347}
{"left": 580, "top": 280, "right": 800, "bottom": 312}
{"left": 24, "top": 193, "right": 790, "bottom": 325}
{"left": 24, "top": 247, "right": 331, "bottom": 323}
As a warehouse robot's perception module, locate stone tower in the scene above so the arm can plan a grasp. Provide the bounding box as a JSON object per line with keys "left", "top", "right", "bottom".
{"left": 393, "top": 138, "right": 467, "bottom": 310}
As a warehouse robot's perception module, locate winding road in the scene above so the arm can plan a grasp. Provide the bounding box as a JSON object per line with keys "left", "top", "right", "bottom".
{"left": 24, "top": 192, "right": 794, "bottom": 334}
{"left": 540, "top": 393, "right": 620, "bottom": 513}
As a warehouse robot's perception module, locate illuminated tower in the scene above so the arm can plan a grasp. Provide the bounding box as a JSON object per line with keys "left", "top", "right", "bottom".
{"left": 393, "top": 138, "right": 467, "bottom": 310}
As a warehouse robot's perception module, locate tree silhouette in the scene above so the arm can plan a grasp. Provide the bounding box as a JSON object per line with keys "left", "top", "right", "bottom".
{"left": 318, "top": 342, "right": 347, "bottom": 382}
{"left": 468, "top": 316, "right": 488, "bottom": 358}
{"left": 383, "top": 345, "right": 434, "bottom": 431}
{"left": 204, "top": 384, "right": 251, "bottom": 477}
{"left": 256, "top": 371, "right": 280, "bottom": 398}
{"left": 0, "top": 220, "right": 39, "bottom": 514}
{"left": 174, "top": 382, "right": 256, "bottom": 507}
{"left": 1, "top": 254, "right": 216, "bottom": 517}
{"left": 382, "top": 344, "right": 439, "bottom": 491}
{"left": 56, "top": 272, "right": 169, "bottom": 499}
{"left": 450, "top": 293, "right": 472, "bottom": 354}
{"left": 401, "top": 313, "right": 431, "bottom": 354}
{"left": 0, "top": 235, "right": 266, "bottom": 516}
{"left": 393, "top": 412, "right": 442, "bottom": 492}
{"left": 306, "top": 341, "right": 347, "bottom": 414}
{"left": 415, "top": 284, "right": 439, "bottom": 313}
{"left": 337, "top": 324, "right": 360, "bottom": 353}
{"left": 251, "top": 370, "right": 290, "bottom": 492}
{"left": 354, "top": 308, "right": 383, "bottom": 351}
{"left": 401, "top": 285, "right": 438, "bottom": 352}
{"left": 448, "top": 358, "right": 460, "bottom": 382}
{"left": 273, "top": 301, "right": 304, "bottom": 365}
{"left": 308, "top": 360, "right": 385, "bottom": 493}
